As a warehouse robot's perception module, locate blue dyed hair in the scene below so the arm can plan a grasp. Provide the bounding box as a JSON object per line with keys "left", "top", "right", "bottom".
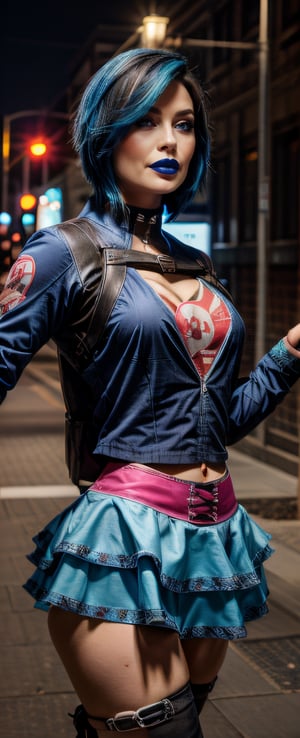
{"left": 72, "top": 47, "right": 210, "bottom": 222}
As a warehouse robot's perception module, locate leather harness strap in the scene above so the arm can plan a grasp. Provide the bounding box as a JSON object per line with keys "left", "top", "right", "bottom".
{"left": 56, "top": 216, "right": 232, "bottom": 368}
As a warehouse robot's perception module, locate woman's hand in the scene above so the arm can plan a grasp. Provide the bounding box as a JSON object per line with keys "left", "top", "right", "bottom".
{"left": 286, "top": 324, "right": 300, "bottom": 352}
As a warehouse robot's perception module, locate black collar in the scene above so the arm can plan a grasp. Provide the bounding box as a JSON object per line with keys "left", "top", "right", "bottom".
{"left": 126, "top": 205, "right": 167, "bottom": 250}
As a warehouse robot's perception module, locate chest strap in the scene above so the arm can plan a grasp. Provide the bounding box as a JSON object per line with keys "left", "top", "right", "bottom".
{"left": 56, "top": 218, "right": 232, "bottom": 370}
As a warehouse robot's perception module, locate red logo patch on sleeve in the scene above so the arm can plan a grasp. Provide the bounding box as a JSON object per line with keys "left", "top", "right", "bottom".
{"left": 0, "top": 255, "right": 36, "bottom": 316}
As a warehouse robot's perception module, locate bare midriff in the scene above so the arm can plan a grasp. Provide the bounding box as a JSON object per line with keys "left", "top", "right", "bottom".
{"left": 132, "top": 462, "right": 227, "bottom": 484}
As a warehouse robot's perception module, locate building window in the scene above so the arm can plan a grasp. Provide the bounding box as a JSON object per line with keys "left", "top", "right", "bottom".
{"left": 240, "top": 148, "right": 257, "bottom": 242}
{"left": 272, "top": 129, "right": 299, "bottom": 240}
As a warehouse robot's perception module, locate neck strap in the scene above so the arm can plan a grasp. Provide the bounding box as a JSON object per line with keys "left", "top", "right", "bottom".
{"left": 126, "top": 205, "right": 167, "bottom": 250}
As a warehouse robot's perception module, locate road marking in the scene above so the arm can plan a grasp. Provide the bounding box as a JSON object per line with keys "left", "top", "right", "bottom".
{"left": 0, "top": 485, "right": 76, "bottom": 498}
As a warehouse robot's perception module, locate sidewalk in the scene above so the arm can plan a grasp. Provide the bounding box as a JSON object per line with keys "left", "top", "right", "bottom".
{"left": 0, "top": 448, "right": 299, "bottom": 738}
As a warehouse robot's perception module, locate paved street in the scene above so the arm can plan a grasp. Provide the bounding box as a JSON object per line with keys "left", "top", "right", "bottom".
{"left": 0, "top": 345, "right": 299, "bottom": 737}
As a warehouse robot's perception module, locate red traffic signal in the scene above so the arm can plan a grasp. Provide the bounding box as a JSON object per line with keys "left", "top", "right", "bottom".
{"left": 29, "top": 140, "right": 47, "bottom": 157}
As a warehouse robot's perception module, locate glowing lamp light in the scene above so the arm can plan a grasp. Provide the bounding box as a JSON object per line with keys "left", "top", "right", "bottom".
{"left": 142, "top": 15, "right": 169, "bottom": 48}
{"left": 0, "top": 212, "right": 12, "bottom": 235}
{"left": 0, "top": 211, "right": 12, "bottom": 226}
{"left": 11, "top": 232, "right": 22, "bottom": 243}
{"left": 21, "top": 213, "right": 35, "bottom": 226}
{"left": 50, "top": 200, "right": 61, "bottom": 211}
{"left": 44, "top": 187, "right": 62, "bottom": 203}
{"left": 30, "top": 141, "right": 47, "bottom": 157}
{"left": 1, "top": 240, "right": 11, "bottom": 253}
{"left": 20, "top": 193, "right": 37, "bottom": 210}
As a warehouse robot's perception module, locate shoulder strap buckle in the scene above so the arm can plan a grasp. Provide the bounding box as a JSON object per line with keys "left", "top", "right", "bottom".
{"left": 157, "top": 254, "right": 176, "bottom": 273}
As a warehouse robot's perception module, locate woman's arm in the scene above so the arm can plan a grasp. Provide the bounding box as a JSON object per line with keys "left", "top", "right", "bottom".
{"left": 0, "top": 228, "right": 82, "bottom": 403}
{"left": 227, "top": 326, "right": 300, "bottom": 445}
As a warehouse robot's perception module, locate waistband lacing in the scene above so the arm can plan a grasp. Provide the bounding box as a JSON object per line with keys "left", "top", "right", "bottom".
{"left": 188, "top": 481, "right": 219, "bottom": 523}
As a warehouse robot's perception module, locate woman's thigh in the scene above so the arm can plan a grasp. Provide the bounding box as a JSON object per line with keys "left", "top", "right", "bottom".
{"left": 48, "top": 607, "right": 190, "bottom": 717}
{"left": 181, "top": 637, "right": 229, "bottom": 683}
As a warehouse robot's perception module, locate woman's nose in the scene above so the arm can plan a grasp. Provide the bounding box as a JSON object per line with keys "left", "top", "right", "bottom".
{"left": 158, "top": 124, "right": 177, "bottom": 150}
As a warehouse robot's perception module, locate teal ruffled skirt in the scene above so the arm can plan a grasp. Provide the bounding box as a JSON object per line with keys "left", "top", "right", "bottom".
{"left": 24, "top": 483, "right": 274, "bottom": 640}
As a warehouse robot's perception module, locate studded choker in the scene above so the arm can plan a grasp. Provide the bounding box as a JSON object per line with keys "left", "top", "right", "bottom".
{"left": 127, "top": 205, "right": 166, "bottom": 249}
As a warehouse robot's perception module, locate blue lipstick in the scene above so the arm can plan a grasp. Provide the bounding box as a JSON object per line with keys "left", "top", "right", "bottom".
{"left": 149, "top": 158, "right": 179, "bottom": 175}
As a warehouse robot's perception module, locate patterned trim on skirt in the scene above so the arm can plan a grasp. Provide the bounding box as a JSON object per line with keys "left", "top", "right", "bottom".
{"left": 23, "top": 465, "right": 274, "bottom": 639}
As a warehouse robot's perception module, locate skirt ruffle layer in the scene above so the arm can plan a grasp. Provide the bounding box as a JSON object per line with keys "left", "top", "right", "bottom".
{"left": 24, "top": 490, "right": 274, "bottom": 639}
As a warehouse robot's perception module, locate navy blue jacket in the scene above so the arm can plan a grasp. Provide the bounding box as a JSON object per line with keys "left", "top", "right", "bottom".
{"left": 0, "top": 200, "right": 299, "bottom": 464}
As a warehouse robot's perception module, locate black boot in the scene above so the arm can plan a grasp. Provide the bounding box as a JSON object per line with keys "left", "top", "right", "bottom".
{"left": 191, "top": 676, "right": 218, "bottom": 714}
{"left": 69, "top": 704, "right": 98, "bottom": 738}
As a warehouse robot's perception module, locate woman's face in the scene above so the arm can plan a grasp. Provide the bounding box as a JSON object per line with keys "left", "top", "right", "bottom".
{"left": 113, "top": 80, "right": 196, "bottom": 209}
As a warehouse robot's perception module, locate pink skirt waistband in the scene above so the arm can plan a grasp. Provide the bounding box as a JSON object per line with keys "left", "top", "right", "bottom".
{"left": 91, "top": 463, "right": 238, "bottom": 525}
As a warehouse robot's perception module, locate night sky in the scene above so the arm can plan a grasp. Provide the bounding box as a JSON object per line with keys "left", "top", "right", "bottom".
{"left": 1, "top": 1, "right": 169, "bottom": 114}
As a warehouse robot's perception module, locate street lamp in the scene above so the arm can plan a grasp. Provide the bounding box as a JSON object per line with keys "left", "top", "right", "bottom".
{"left": 28, "top": 137, "right": 49, "bottom": 192}
{"left": 141, "top": 15, "right": 170, "bottom": 48}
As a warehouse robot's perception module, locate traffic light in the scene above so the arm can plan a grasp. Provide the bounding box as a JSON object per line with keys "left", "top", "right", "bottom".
{"left": 19, "top": 192, "right": 37, "bottom": 239}
{"left": 29, "top": 139, "right": 47, "bottom": 158}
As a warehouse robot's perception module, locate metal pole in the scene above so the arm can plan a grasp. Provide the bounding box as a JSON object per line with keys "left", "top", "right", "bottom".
{"left": 255, "top": 0, "right": 270, "bottom": 362}
{"left": 22, "top": 155, "right": 30, "bottom": 193}
{"left": 255, "top": 0, "right": 270, "bottom": 443}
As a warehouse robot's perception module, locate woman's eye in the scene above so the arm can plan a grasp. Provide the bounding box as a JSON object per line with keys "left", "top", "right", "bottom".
{"left": 136, "top": 117, "right": 154, "bottom": 128}
{"left": 176, "top": 119, "right": 195, "bottom": 132}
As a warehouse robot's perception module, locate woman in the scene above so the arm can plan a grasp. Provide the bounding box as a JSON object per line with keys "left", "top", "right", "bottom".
{"left": 1, "top": 48, "right": 300, "bottom": 738}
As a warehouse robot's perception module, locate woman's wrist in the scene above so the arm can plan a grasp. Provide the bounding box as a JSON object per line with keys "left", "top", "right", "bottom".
{"left": 284, "top": 334, "right": 300, "bottom": 356}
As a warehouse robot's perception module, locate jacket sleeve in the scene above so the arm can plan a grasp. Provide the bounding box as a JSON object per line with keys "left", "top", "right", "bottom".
{"left": 0, "top": 227, "right": 82, "bottom": 404}
{"left": 227, "top": 338, "right": 300, "bottom": 444}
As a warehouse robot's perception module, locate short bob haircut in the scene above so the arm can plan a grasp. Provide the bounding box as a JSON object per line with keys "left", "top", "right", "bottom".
{"left": 73, "top": 47, "right": 210, "bottom": 223}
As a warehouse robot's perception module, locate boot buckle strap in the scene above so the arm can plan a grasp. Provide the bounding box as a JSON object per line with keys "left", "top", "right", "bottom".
{"left": 106, "top": 698, "right": 175, "bottom": 731}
